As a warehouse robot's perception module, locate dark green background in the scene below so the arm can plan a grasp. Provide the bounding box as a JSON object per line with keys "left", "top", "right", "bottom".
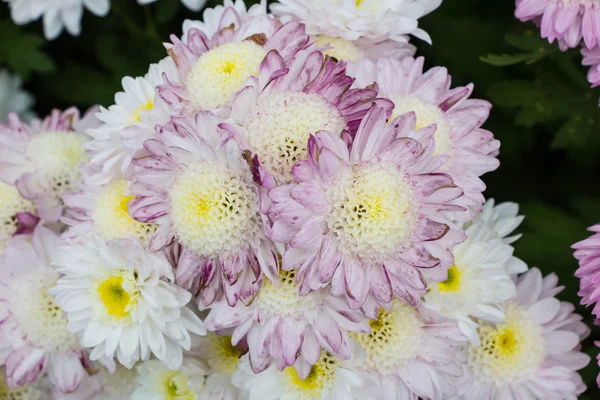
{"left": 1, "top": 0, "right": 599, "bottom": 395}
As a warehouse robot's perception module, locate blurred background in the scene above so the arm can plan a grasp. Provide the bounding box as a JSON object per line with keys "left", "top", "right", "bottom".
{"left": 1, "top": 0, "right": 599, "bottom": 395}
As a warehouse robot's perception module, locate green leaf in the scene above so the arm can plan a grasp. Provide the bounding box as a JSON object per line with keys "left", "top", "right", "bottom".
{"left": 480, "top": 52, "right": 538, "bottom": 66}
{"left": 504, "top": 30, "right": 552, "bottom": 51}
{"left": 0, "top": 20, "right": 55, "bottom": 78}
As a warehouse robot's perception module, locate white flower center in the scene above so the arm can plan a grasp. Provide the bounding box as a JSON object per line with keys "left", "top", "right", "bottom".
{"left": 0, "top": 372, "right": 43, "bottom": 400}
{"left": 283, "top": 351, "right": 340, "bottom": 397}
{"left": 353, "top": 301, "right": 424, "bottom": 375}
{"left": 169, "top": 161, "right": 260, "bottom": 258}
{"left": 326, "top": 163, "right": 417, "bottom": 263}
{"left": 391, "top": 95, "right": 452, "bottom": 156}
{"left": 91, "top": 179, "right": 156, "bottom": 243}
{"left": 25, "top": 131, "right": 87, "bottom": 197}
{"left": 0, "top": 181, "right": 35, "bottom": 248}
{"left": 255, "top": 270, "right": 323, "bottom": 319}
{"left": 206, "top": 335, "right": 240, "bottom": 375}
{"left": 186, "top": 41, "right": 267, "bottom": 110}
{"left": 468, "top": 302, "right": 545, "bottom": 384}
{"left": 314, "top": 36, "right": 363, "bottom": 62}
{"left": 242, "top": 91, "right": 347, "bottom": 184}
{"left": 10, "top": 270, "right": 80, "bottom": 353}
{"left": 95, "top": 272, "right": 139, "bottom": 322}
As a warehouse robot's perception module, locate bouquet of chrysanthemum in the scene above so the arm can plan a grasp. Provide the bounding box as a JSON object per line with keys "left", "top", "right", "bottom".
{"left": 0, "top": 1, "right": 593, "bottom": 399}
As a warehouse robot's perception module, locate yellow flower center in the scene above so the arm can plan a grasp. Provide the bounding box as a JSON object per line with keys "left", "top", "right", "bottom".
{"left": 0, "top": 181, "right": 35, "bottom": 253}
{"left": 186, "top": 41, "right": 267, "bottom": 110}
{"left": 163, "top": 371, "right": 195, "bottom": 400}
{"left": 92, "top": 179, "right": 156, "bottom": 243}
{"left": 206, "top": 335, "right": 240, "bottom": 375}
{"left": 469, "top": 302, "right": 546, "bottom": 384}
{"left": 97, "top": 276, "right": 137, "bottom": 319}
{"left": 283, "top": 352, "right": 339, "bottom": 397}
{"left": 356, "top": 0, "right": 363, "bottom": 6}
{"left": 353, "top": 301, "right": 424, "bottom": 375}
{"left": 0, "top": 371, "right": 43, "bottom": 400}
{"left": 256, "top": 270, "right": 322, "bottom": 318}
{"left": 131, "top": 99, "right": 154, "bottom": 123}
{"left": 313, "top": 36, "right": 363, "bottom": 62}
{"left": 437, "top": 265, "right": 462, "bottom": 292}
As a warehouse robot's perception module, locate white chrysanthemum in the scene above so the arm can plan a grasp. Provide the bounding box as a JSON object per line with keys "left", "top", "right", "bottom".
{"left": 49, "top": 234, "right": 206, "bottom": 369}
{"left": 63, "top": 178, "right": 156, "bottom": 244}
{"left": 232, "top": 350, "right": 367, "bottom": 400}
{"left": 96, "top": 364, "right": 137, "bottom": 400}
{"left": 457, "top": 268, "right": 591, "bottom": 399}
{"left": 138, "top": 0, "right": 207, "bottom": 12}
{"left": 193, "top": 333, "right": 242, "bottom": 400}
{"left": 5, "top": 0, "right": 110, "bottom": 40}
{"left": 131, "top": 359, "right": 208, "bottom": 400}
{"left": 86, "top": 58, "right": 179, "bottom": 185}
{"left": 241, "top": 91, "right": 346, "bottom": 184}
{"left": 463, "top": 199, "right": 524, "bottom": 244}
{"left": 271, "top": 0, "right": 441, "bottom": 43}
{"left": 0, "top": 69, "right": 34, "bottom": 123}
{"left": 0, "top": 181, "right": 36, "bottom": 253}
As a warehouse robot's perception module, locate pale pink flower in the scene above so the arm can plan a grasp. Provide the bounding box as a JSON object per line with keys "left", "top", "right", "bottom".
{"left": 573, "top": 224, "right": 600, "bottom": 322}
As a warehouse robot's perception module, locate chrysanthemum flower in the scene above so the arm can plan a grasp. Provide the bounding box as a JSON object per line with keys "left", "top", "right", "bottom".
{"left": 0, "top": 226, "right": 91, "bottom": 393}
{"left": 95, "top": 364, "right": 137, "bottom": 399}
{"left": 62, "top": 178, "right": 156, "bottom": 245}
{"left": 131, "top": 358, "right": 208, "bottom": 399}
{"left": 49, "top": 234, "right": 206, "bottom": 369}
{"left": 232, "top": 347, "right": 366, "bottom": 400}
{"left": 159, "top": 2, "right": 310, "bottom": 115}
{"left": 424, "top": 224, "right": 527, "bottom": 343}
{"left": 204, "top": 269, "right": 369, "bottom": 372}
{"left": 0, "top": 369, "right": 46, "bottom": 400}
{"left": 457, "top": 268, "right": 591, "bottom": 399}
{"left": 85, "top": 58, "right": 179, "bottom": 186}
{"left": 573, "top": 224, "right": 600, "bottom": 322}
{"left": 0, "top": 108, "right": 98, "bottom": 222}
{"left": 193, "top": 332, "right": 245, "bottom": 400}
{"left": 462, "top": 198, "right": 524, "bottom": 244}
{"left": 130, "top": 111, "right": 277, "bottom": 307}
{"left": 0, "top": 180, "right": 38, "bottom": 254}
{"left": 353, "top": 302, "right": 467, "bottom": 400}
{"left": 515, "top": 0, "right": 600, "bottom": 50}
{"left": 311, "top": 35, "right": 416, "bottom": 63}
{"left": 350, "top": 56, "right": 499, "bottom": 221}
{"left": 138, "top": 0, "right": 207, "bottom": 12}
{"left": 5, "top": 0, "right": 110, "bottom": 40}
{"left": 270, "top": 0, "right": 441, "bottom": 47}
{"left": 0, "top": 69, "right": 34, "bottom": 123}
{"left": 224, "top": 48, "right": 393, "bottom": 185}
{"left": 582, "top": 46, "right": 600, "bottom": 91}
{"left": 269, "top": 107, "right": 466, "bottom": 314}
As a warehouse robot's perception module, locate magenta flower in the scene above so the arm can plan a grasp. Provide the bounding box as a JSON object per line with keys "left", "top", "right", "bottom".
{"left": 515, "top": 0, "right": 600, "bottom": 50}
{"left": 268, "top": 107, "right": 466, "bottom": 316}
{"left": 204, "top": 269, "right": 369, "bottom": 373}
{"left": 159, "top": 3, "right": 310, "bottom": 115}
{"left": 573, "top": 224, "right": 600, "bottom": 323}
{"left": 129, "top": 111, "right": 277, "bottom": 307}
{"left": 350, "top": 56, "right": 499, "bottom": 221}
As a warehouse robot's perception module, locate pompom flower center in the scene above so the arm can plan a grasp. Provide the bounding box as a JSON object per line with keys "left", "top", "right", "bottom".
{"left": 187, "top": 41, "right": 267, "bottom": 109}
{"left": 326, "top": 163, "right": 417, "bottom": 263}
{"left": 11, "top": 270, "right": 80, "bottom": 352}
{"left": 0, "top": 181, "right": 35, "bottom": 245}
{"left": 353, "top": 301, "right": 424, "bottom": 375}
{"left": 256, "top": 270, "right": 323, "bottom": 318}
{"left": 169, "top": 161, "right": 259, "bottom": 258}
{"left": 25, "top": 131, "right": 86, "bottom": 196}
{"left": 0, "top": 373, "right": 43, "bottom": 400}
{"left": 437, "top": 265, "right": 462, "bottom": 292}
{"left": 206, "top": 335, "right": 240, "bottom": 374}
{"left": 469, "top": 302, "right": 545, "bottom": 384}
{"left": 97, "top": 274, "right": 138, "bottom": 320}
{"left": 314, "top": 36, "right": 363, "bottom": 62}
{"left": 92, "top": 179, "right": 156, "bottom": 243}
{"left": 283, "top": 351, "right": 340, "bottom": 397}
{"left": 391, "top": 95, "right": 452, "bottom": 156}
{"left": 131, "top": 99, "right": 154, "bottom": 123}
{"left": 161, "top": 370, "right": 195, "bottom": 400}
{"left": 242, "top": 91, "right": 347, "bottom": 184}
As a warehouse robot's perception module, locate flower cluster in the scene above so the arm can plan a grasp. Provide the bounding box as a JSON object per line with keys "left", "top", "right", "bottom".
{"left": 0, "top": 0, "right": 592, "bottom": 399}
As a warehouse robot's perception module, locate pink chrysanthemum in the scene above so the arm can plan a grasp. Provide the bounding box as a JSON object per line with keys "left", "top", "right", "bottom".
{"left": 354, "top": 303, "right": 467, "bottom": 400}
{"left": 223, "top": 48, "right": 394, "bottom": 185}
{"left": 457, "top": 268, "right": 591, "bottom": 399}
{"left": 159, "top": 3, "right": 310, "bottom": 115}
{"left": 0, "top": 108, "right": 99, "bottom": 222}
{"left": 204, "top": 269, "right": 369, "bottom": 373}
{"left": 573, "top": 224, "right": 600, "bottom": 322}
{"left": 515, "top": 0, "right": 600, "bottom": 50}
{"left": 268, "top": 107, "right": 466, "bottom": 315}
{"left": 350, "top": 56, "right": 499, "bottom": 221}
{"left": 0, "top": 226, "right": 94, "bottom": 393}
{"left": 129, "top": 111, "right": 277, "bottom": 307}
{"left": 582, "top": 46, "right": 600, "bottom": 91}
